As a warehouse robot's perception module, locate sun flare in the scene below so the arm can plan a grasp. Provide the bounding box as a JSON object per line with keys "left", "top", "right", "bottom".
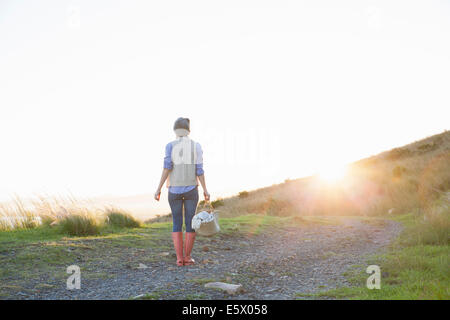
{"left": 318, "top": 164, "right": 348, "bottom": 182}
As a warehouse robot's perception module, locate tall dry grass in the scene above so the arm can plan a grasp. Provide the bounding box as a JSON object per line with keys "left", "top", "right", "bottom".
{"left": 105, "top": 208, "right": 142, "bottom": 228}
{"left": 0, "top": 196, "right": 52, "bottom": 231}
{"left": 404, "top": 194, "right": 450, "bottom": 246}
{"left": 0, "top": 195, "right": 141, "bottom": 234}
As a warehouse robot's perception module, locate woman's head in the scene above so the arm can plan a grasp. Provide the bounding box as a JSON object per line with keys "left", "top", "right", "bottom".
{"left": 173, "top": 117, "right": 190, "bottom": 137}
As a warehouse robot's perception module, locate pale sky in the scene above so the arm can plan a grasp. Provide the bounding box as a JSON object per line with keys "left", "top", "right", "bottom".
{"left": 1, "top": 1, "right": 449, "bottom": 212}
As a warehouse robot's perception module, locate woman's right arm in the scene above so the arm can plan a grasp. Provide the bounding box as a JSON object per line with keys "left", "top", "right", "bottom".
{"left": 155, "top": 143, "right": 173, "bottom": 201}
{"left": 154, "top": 168, "right": 170, "bottom": 201}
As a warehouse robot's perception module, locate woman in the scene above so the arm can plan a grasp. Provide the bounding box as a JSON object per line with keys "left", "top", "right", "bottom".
{"left": 154, "top": 117, "right": 210, "bottom": 266}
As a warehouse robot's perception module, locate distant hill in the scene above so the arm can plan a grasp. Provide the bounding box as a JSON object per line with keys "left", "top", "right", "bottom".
{"left": 206, "top": 130, "right": 450, "bottom": 218}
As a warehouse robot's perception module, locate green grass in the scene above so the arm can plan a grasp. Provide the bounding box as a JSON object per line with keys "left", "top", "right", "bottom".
{"left": 219, "top": 214, "right": 284, "bottom": 235}
{"left": 300, "top": 212, "right": 450, "bottom": 300}
{"left": 0, "top": 224, "right": 64, "bottom": 243}
{"left": 219, "top": 214, "right": 342, "bottom": 235}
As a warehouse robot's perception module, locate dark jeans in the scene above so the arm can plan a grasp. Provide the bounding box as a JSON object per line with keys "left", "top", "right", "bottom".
{"left": 168, "top": 187, "right": 199, "bottom": 232}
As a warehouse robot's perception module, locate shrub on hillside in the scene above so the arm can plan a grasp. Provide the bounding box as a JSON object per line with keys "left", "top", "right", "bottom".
{"left": 60, "top": 213, "right": 102, "bottom": 236}
{"left": 265, "top": 197, "right": 291, "bottom": 216}
{"left": 417, "top": 136, "right": 445, "bottom": 153}
{"left": 417, "top": 143, "right": 439, "bottom": 153}
{"left": 40, "top": 215, "right": 55, "bottom": 227}
{"left": 106, "top": 210, "right": 141, "bottom": 228}
{"left": 386, "top": 147, "right": 413, "bottom": 160}
{"left": 238, "top": 191, "right": 249, "bottom": 198}
{"left": 438, "top": 178, "right": 450, "bottom": 192}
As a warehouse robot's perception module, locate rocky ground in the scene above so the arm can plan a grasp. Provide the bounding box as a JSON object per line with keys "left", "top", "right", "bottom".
{"left": 10, "top": 217, "right": 401, "bottom": 300}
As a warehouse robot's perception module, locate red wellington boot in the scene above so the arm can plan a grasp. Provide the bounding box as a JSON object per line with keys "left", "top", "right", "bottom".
{"left": 171, "top": 232, "right": 184, "bottom": 266}
{"left": 184, "top": 232, "right": 196, "bottom": 265}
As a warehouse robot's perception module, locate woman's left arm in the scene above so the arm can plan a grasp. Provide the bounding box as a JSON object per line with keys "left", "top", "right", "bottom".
{"left": 196, "top": 143, "right": 209, "bottom": 201}
{"left": 155, "top": 143, "right": 173, "bottom": 201}
{"left": 197, "top": 174, "right": 210, "bottom": 201}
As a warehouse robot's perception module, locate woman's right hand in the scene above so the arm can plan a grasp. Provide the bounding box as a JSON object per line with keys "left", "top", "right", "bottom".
{"left": 203, "top": 191, "right": 210, "bottom": 201}
{"left": 154, "top": 189, "right": 161, "bottom": 201}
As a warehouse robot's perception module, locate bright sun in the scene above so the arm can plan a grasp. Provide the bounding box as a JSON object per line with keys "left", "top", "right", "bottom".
{"left": 318, "top": 164, "right": 348, "bottom": 182}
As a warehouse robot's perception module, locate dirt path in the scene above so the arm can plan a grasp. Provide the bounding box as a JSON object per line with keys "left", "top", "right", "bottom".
{"left": 17, "top": 218, "right": 401, "bottom": 300}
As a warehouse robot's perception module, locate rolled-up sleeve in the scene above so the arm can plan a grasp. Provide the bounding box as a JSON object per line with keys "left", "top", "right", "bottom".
{"left": 196, "top": 142, "right": 204, "bottom": 176}
{"left": 164, "top": 143, "right": 173, "bottom": 170}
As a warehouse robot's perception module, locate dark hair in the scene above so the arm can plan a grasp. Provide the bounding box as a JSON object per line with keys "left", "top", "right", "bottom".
{"left": 173, "top": 117, "right": 190, "bottom": 131}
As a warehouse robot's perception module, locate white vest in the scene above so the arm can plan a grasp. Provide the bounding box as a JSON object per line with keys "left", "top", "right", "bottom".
{"left": 168, "top": 137, "right": 198, "bottom": 187}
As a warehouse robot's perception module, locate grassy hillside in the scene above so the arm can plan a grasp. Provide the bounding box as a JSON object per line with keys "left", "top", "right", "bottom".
{"left": 208, "top": 130, "right": 450, "bottom": 219}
